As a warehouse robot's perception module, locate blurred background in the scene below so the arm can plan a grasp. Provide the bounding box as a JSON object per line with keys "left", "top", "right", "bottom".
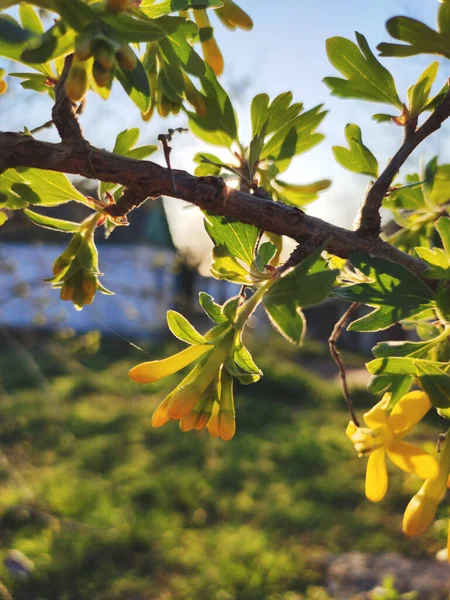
{"left": 0, "top": 1, "right": 450, "bottom": 598}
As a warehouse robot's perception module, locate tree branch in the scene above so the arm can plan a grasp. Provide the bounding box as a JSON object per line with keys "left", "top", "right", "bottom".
{"left": 0, "top": 130, "right": 428, "bottom": 277}
{"left": 355, "top": 89, "right": 450, "bottom": 237}
{"left": 51, "top": 55, "right": 85, "bottom": 144}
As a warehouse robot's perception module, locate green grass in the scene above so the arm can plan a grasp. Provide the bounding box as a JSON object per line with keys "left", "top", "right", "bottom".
{"left": 0, "top": 330, "right": 445, "bottom": 599}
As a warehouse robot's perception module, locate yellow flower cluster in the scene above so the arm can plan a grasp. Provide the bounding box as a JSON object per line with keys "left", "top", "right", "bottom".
{"left": 347, "top": 390, "right": 450, "bottom": 560}
{"left": 129, "top": 329, "right": 237, "bottom": 440}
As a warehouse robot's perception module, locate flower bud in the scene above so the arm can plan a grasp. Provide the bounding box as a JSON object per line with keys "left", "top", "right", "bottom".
{"left": 217, "top": 369, "right": 236, "bottom": 441}
{"left": 82, "top": 273, "right": 98, "bottom": 297}
{"left": 157, "top": 94, "right": 171, "bottom": 117}
{"left": 116, "top": 44, "right": 137, "bottom": 71}
{"left": 105, "top": 0, "right": 129, "bottom": 12}
{"left": 65, "top": 58, "right": 91, "bottom": 101}
{"left": 152, "top": 397, "right": 171, "bottom": 428}
{"left": 403, "top": 487, "right": 439, "bottom": 536}
{"left": 95, "top": 44, "right": 116, "bottom": 70}
{"left": 194, "top": 10, "right": 224, "bottom": 75}
{"left": 207, "top": 401, "right": 220, "bottom": 438}
{"left": 52, "top": 255, "right": 72, "bottom": 277}
{"left": 60, "top": 282, "right": 75, "bottom": 301}
{"left": 92, "top": 60, "right": 111, "bottom": 88}
{"left": 220, "top": 0, "right": 253, "bottom": 30}
{"left": 183, "top": 74, "right": 207, "bottom": 116}
{"left": 74, "top": 33, "right": 94, "bottom": 61}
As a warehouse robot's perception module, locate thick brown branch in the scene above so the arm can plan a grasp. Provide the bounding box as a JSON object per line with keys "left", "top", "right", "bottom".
{"left": 355, "top": 89, "right": 450, "bottom": 237}
{"left": 51, "top": 55, "right": 84, "bottom": 144}
{"left": 0, "top": 131, "right": 427, "bottom": 278}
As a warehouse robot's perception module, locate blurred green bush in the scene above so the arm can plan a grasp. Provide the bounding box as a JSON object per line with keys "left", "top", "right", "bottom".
{"left": 0, "top": 330, "right": 443, "bottom": 599}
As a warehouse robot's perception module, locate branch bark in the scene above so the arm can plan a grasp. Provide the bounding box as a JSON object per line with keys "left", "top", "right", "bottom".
{"left": 51, "top": 55, "right": 85, "bottom": 144}
{"left": 0, "top": 130, "right": 427, "bottom": 278}
{"left": 355, "top": 89, "right": 450, "bottom": 237}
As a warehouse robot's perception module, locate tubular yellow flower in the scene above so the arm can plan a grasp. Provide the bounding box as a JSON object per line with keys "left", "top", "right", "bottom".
{"left": 220, "top": 0, "right": 253, "bottom": 30}
{"left": 217, "top": 369, "right": 236, "bottom": 441}
{"left": 179, "top": 394, "right": 214, "bottom": 432}
{"left": 193, "top": 10, "right": 224, "bottom": 75}
{"left": 346, "top": 391, "right": 439, "bottom": 502}
{"left": 166, "top": 339, "right": 231, "bottom": 419}
{"left": 403, "top": 430, "right": 450, "bottom": 537}
{"left": 207, "top": 401, "right": 220, "bottom": 438}
{"left": 128, "top": 344, "right": 212, "bottom": 384}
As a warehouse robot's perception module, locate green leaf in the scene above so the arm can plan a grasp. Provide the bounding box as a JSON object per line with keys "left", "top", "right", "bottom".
{"left": 386, "top": 375, "right": 415, "bottom": 411}
{"left": 264, "top": 297, "right": 306, "bottom": 346}
{"left": 407, "top": 62, "right": 439, "bottom": 117}
{"left": 251, "top": 93, "right": 270, "bottom": 137}
{"left": 20, "top": 21, "right": 76, "bottom": 64}
{"left": 255, "top": 242, "right": 276, "bottom": 273}
{"left": 141, "top": 0, "right": 222, "bottom": 18}
{"left": 233, "top": 333, "right": 262, "bottom": 375}
{"left": 382, "top": 174, "right": 425, "bottom": 210}
{"left": 263, "top": 246, "right": 338, "bottom": 345}
{"left": 437, "top": 216, "right": 450, "bottom": 257}
{"left": 222, "top": 295, "right": 241, "bottom": 322}
{"left": 167, "top": 310, "right": 206, "bottom": 345}
{"left": 165, "top": 30, "right": 205, "bottom": 78}
{"left": 415, "top": 246, "right": 450, "bottom": 280}
{"left": 332, "top": 124, "right": 378, "bottom": 178}
{"left": 324, "top": 33, "right": 402, "bottom": 108}
{"left": 53, "top": 0, "right": 99, "bottom": 31}
{"left": 1, "top": 168, "right": 89, "bottom": 207}
{"left": 224, "top": 358, "right": 261, "bottom": 384}
{"left": 24, "top": 210, "right": 81, "bottom": 233}
{"left": 0, "top": 13, "right": 33, "bottom": 43}
{"left": 199, "top": 292, "right": 227, "bottom": 323}
{"left": 205, "top": 214, "right": 259, "bottom": 266}
{"left": 193, "top": 153, "right": 223, "bottom": 177}
{"left": 367, "top": 355, "right": 449, "bottom": 374}
{"left": 373, "top": 338, "right": 438, "bottom": 360}
{"left": 187, "top": 66, "right": 238, "bottom": 148}
{"left": 367, "top": 374, "right": 414, "bottom": 411}
{"left": 0, "top": 210, "right": 8, "bottom": 226}
{"left": 437, "top": 281, "right": 450, "bottom": 324}
{"left": 378, "top": 16, "right": 450, "bottom": 60}
{"left": 260, "top": 105, "right": 327, "bottom": 168}
{"left": 101, "top": 130, "right": 157, "bottom": 197}
{"left": 210, "top": 247, "right": 254, "bottom": 285}
{"left": 19, "top": 4, "right": 44, "bottom": 35}
{"left": 103, "top": 13, "right": 167, "bottom": 43}
{"left": 372, "top": 113, "right": 396, "bottom": 124}
{"left": 416, "top": 362, "right": 450, "bottom": 409}
{"left": 335, "top": 254, "right": 435, "bottom": 331}
{"left": 272, "top": 179, "right": 331, "bottom": 207}
{"left": 248, "top": 120, "right": 269, "bottom": 173}
{"left": 113, "top": 128, "right": 140, "bottom": 154}
{"left": 116, "top": 58, "right": 151, "bottom": 112}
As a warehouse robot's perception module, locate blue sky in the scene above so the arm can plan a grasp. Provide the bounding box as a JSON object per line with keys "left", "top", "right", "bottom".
{"left": 1, "top": 1, "right": 447, "bottom": 259}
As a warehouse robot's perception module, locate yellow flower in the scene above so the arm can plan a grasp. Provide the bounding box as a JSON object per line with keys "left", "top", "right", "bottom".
{"left": 403, "top": 430, "right": 450, "bottom": 540}
{"left": 129, "top": 344, "right": 212, "bottom": 384}
{"left": 346, "top": 391, "right": 439, "bottom": 502}
{"left": 207, "top": 369, "right": 236, "bottom": 441}
{"left": 129, "top": 330, "right": 234, "bottom": 437}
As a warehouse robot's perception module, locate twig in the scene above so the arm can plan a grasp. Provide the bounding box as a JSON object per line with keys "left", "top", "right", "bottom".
{"left": 277, "top": 240, "right": 320, "bottom": 275}
{"left": 355, "top": 88, "right": 450, "bottom": 237}
{"left": 29, "top": 119, "right": 53, "bottom": 135}
{"left": 104, "top": 187, "right": 149, "bottom": 218}
{"left": 328, "top": 302, "right": 361, "bottom": 426}
{"left": 157, "top": 128, "right": 188, "bottom": 192}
